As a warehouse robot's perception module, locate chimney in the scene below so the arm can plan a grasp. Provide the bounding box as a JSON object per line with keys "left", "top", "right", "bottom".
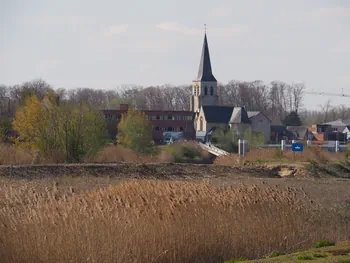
{"left": 120, "top": 104, "right": 129, "bottom": 111}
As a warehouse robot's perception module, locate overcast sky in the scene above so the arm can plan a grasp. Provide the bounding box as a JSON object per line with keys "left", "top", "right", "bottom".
{"left": 1, "top": 0, "right": 350, "bottom": 110}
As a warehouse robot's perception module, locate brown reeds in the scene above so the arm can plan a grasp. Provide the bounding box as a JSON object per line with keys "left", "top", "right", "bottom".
{"left": 0, "top": 179, "right": 349, "bottom": 263}
{"left": 215, "top": 147, "right": 346, "bottom": 166}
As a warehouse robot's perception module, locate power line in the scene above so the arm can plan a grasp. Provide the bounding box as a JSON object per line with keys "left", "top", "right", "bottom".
{"left": 304, "top": 91, "right": 350, "bottom": 98}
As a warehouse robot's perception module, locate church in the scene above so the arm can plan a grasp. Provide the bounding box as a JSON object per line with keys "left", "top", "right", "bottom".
{"left": 103, "top": 32, "right": 271, "bottom": 144}
{"left": 191, "top": 33, "right": 271, "bottom": 143}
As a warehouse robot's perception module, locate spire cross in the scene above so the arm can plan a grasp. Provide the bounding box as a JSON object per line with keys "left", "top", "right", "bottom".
{"left": 204, "top": 24, "right": 207, "bottom": 33}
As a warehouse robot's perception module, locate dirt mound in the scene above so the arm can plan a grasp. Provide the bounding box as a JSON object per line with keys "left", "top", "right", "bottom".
{"left": 0, "top": 163, "right": 283, "bottom": 179}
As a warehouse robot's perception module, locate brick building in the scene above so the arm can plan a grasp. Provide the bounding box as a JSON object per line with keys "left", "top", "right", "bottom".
{"left": 103, "top": 104, "right": 195, "bottom": 143}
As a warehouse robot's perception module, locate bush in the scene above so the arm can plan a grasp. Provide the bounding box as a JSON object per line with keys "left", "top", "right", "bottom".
{"left": 269, "top": 251, "right": 285, "bottom": 258}
{"left": 297, "top": 255, "right": 313, "bottom": 260}
{"left": 312, "top": 240, "right": 335, "bottom": 248}
{"left": 312, "top": 253, "right": 328, "bottom": 258}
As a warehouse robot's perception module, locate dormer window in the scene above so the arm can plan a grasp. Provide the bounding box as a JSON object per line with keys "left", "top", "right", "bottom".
{"left": 210, "top": 86, "right": 214, "bottom": 96}
{"left": 204, "top": 86, "right": 208, "bottom": 95}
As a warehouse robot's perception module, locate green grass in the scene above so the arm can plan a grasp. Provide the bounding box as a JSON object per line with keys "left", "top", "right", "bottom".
{"left": 297, "top": 255, "right": 313, "bottom": 260}
{"left": 312, "top": 253, "right": 328, "bottom": 258}
{"left": 224, "top": 257, "right": 248, "bottom": 263}
{"left": 313, "top": 240, "right": 335, "bottom": 248}
{"left": 270, "top": 251, "right": 285, "bottom": 258}
{"left": 240, "top": 240, "right": 350, "bottom": 263}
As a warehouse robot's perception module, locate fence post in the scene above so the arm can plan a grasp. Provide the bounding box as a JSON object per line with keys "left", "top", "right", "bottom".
{"left": 335, "top": 140, "right": 339, "bottom": 152}
{"left": 281, "top": 140, "right": 286, "bottom": 151}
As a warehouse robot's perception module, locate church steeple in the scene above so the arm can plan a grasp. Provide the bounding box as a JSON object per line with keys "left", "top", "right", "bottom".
{"left": 190, "top": 30, "right": 219, "bottom": 114}
{"left": 196, "top": 33, "right": 217, "bottom": 82}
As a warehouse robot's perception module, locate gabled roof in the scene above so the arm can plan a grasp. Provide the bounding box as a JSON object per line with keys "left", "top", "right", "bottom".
{"left": 247, "top": 111, "right": 260, "bottom": 119}
{"left": 202, "top": 105, "right": 233, "bottom": 123}
{"left": 229, "top": 107, "right": 251, "bottom": 124}
{"left": 196, "top": 33, "right": 217, "bottom": 82}
{"left": 286, "top": 126, "right": 309, "bottom": 139}
{"left": 323, "top": 119, "right": 349, "bottom": 126}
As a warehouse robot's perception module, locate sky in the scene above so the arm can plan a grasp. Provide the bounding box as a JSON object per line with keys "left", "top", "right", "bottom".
{"left": 1, "top": 0, "right": 350, "bottom": 110}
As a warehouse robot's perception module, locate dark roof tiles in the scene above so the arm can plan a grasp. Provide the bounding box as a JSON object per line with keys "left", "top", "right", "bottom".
{"left": 202, "top": 106, "right": 233, "bottom": 123}
{"left": 196, "top": 34, "right": 217, "bottom": 82}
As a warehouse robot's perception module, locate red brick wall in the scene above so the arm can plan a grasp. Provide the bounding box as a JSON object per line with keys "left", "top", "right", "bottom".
{"left": 102, "top": 109, "right": 195, "bottom": 142}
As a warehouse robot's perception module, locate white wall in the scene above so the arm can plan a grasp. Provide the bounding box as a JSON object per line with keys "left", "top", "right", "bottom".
{"left": 250, "top": 113, "right": 271, "bottom": 143}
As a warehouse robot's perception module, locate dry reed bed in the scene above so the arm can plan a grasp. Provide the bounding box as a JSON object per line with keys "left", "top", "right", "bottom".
{"left": 215, "top": 147, "right": 346, "bottom": 166}
{"left": 0, "top": 180, "right": 349, "bottom": 263}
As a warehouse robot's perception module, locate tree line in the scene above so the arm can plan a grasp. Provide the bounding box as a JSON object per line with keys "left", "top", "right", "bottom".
{"left": 1, "top": 78, "right": 350, "bottom": 127}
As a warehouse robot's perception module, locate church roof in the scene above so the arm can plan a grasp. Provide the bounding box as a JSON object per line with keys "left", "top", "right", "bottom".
{"left": 229, "top": 107, "right": 251, "bottom": 124}
{"left": 202, "top": 106, "right": 251, "bottom": 124}
{"left": 196, "top": 33, "right": 217, "bottom": 82}
{"left": 247, "top": 111, "right": 260, "bottom": 119}
{"left": 202, "top": 105, "right": 233, "bottom": 123}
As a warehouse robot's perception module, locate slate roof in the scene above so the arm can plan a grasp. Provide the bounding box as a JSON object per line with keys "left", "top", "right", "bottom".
{"left": 247, "top": 111, "right": 260, "bottom": 119}
{"left": 286, "top": 126, "right": 309, "bottom": 140}
{"left": 271, "top": 125, "right": 294, "bottom": 139}
{"left": 229, "top": 107, "right": 251, "bottom": 124}
{"left": 323, "top": 119, "right": 350, "bottom": 126}
{"left": 202, "top": 106, "right": 233, "bottom": 123}
{"left": 196, "top": 33, "right": 217, "bottom": 82}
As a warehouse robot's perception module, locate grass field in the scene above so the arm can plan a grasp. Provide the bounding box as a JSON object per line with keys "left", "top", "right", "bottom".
{"left": 0, "top": 165, "right": 349, "bottom": 263}
{"left": 235, "top": 240, "right": 350, "bottom": 262}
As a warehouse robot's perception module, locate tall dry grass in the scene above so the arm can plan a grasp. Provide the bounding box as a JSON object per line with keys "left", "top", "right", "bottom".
{"left": 215, "top": 147, "right": 346, "bottom": 166}
{"left": 0, "top": 180, "right": 349, "bottom": 263}
{"left": 0, "top": 143, "right": 34, "bottom": 165}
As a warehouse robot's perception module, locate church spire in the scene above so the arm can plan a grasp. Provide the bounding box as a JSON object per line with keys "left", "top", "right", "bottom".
{"left": 196, "top": 31, "right": 217, "bottom": 82}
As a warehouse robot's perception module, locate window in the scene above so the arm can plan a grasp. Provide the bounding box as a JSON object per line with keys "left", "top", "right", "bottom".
{"left": 147, "top": 115, "right": 152, "bottom": 120}
{"left": 333, "top": 128, "right": 338, "bottom": 132}
{"left": 179, "top": 127, "right": 184, "bottom": 132}
{"left": 185, "top": 116, "right": 192, "bottom": 121}
{"left": 196, "top": 87, "right": 199, "bottom": 95}
{"left": 200, "top": 117, "right": 203, "bottom": 131}
{"left": 156, "top": 115, "right": 161, "bottom": 120}
{"left": 204, "top": 86, "right": 208, "bottom": 95}
{"left": 167, "top": 127, "right": 174, "bottom": 132}
{"left": 167, "top": 115, "right": 173, "bottom": 120}
{"left": 210, "top": 86, "right": 214, "bottom": 96}
{"left": 154, "top": 126, "right": 160, "bottom": 131}
{"left": 105, "top": 114, "right": 112, "bottom": 120}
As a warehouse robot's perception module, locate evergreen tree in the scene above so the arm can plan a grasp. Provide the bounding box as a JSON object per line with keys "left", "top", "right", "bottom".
{"left": 283, "top": 111, "right": 302, "bottom": 126}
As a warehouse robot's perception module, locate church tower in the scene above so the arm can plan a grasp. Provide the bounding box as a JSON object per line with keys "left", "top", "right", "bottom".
{"left": 190, "top": 32, "right": 219, "bottom": 113}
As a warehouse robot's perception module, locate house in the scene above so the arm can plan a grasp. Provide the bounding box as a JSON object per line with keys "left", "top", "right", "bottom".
{"left": 195, "top": 105, "right": 271, "bottom": 142}
{"left": 270, "top": 125, "right": 294, "bottom": 143}
{"left": 286, "top": 126, "right": 311, "bottom": 141}
{"left": 247, "top": 111, "right": 271, "bottom": 143}
{"left": 323, "top": 119, "right": 350, "bottom": 140}
{"left": 309, "top": 119, "right": 350, "bottom": 143}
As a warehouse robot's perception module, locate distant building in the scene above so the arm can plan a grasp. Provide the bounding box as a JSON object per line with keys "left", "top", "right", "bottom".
{"left": 190, "top": 33, "right": 271, "bottom": 142}
{"left": 103, "top": 32, "right": 271, "bottom": 144}
{"left": 103, "top": 104, "right": 195, "bottom": 144}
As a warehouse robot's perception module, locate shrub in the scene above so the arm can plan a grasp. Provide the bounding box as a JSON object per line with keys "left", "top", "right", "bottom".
{"left": 270, "top": 251, "right": 285, "bottom": 258}
{"left": 297, "top": 255, "right": 313, "bottom": 260}
{"left": 312, "top": 253, "right": 328, "bottom": 258}
{"left": 313, "top": 240, "right": 335, "bottom": 248}
{"left": 338, "top": 260, "right": 350, "bottom": 263}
